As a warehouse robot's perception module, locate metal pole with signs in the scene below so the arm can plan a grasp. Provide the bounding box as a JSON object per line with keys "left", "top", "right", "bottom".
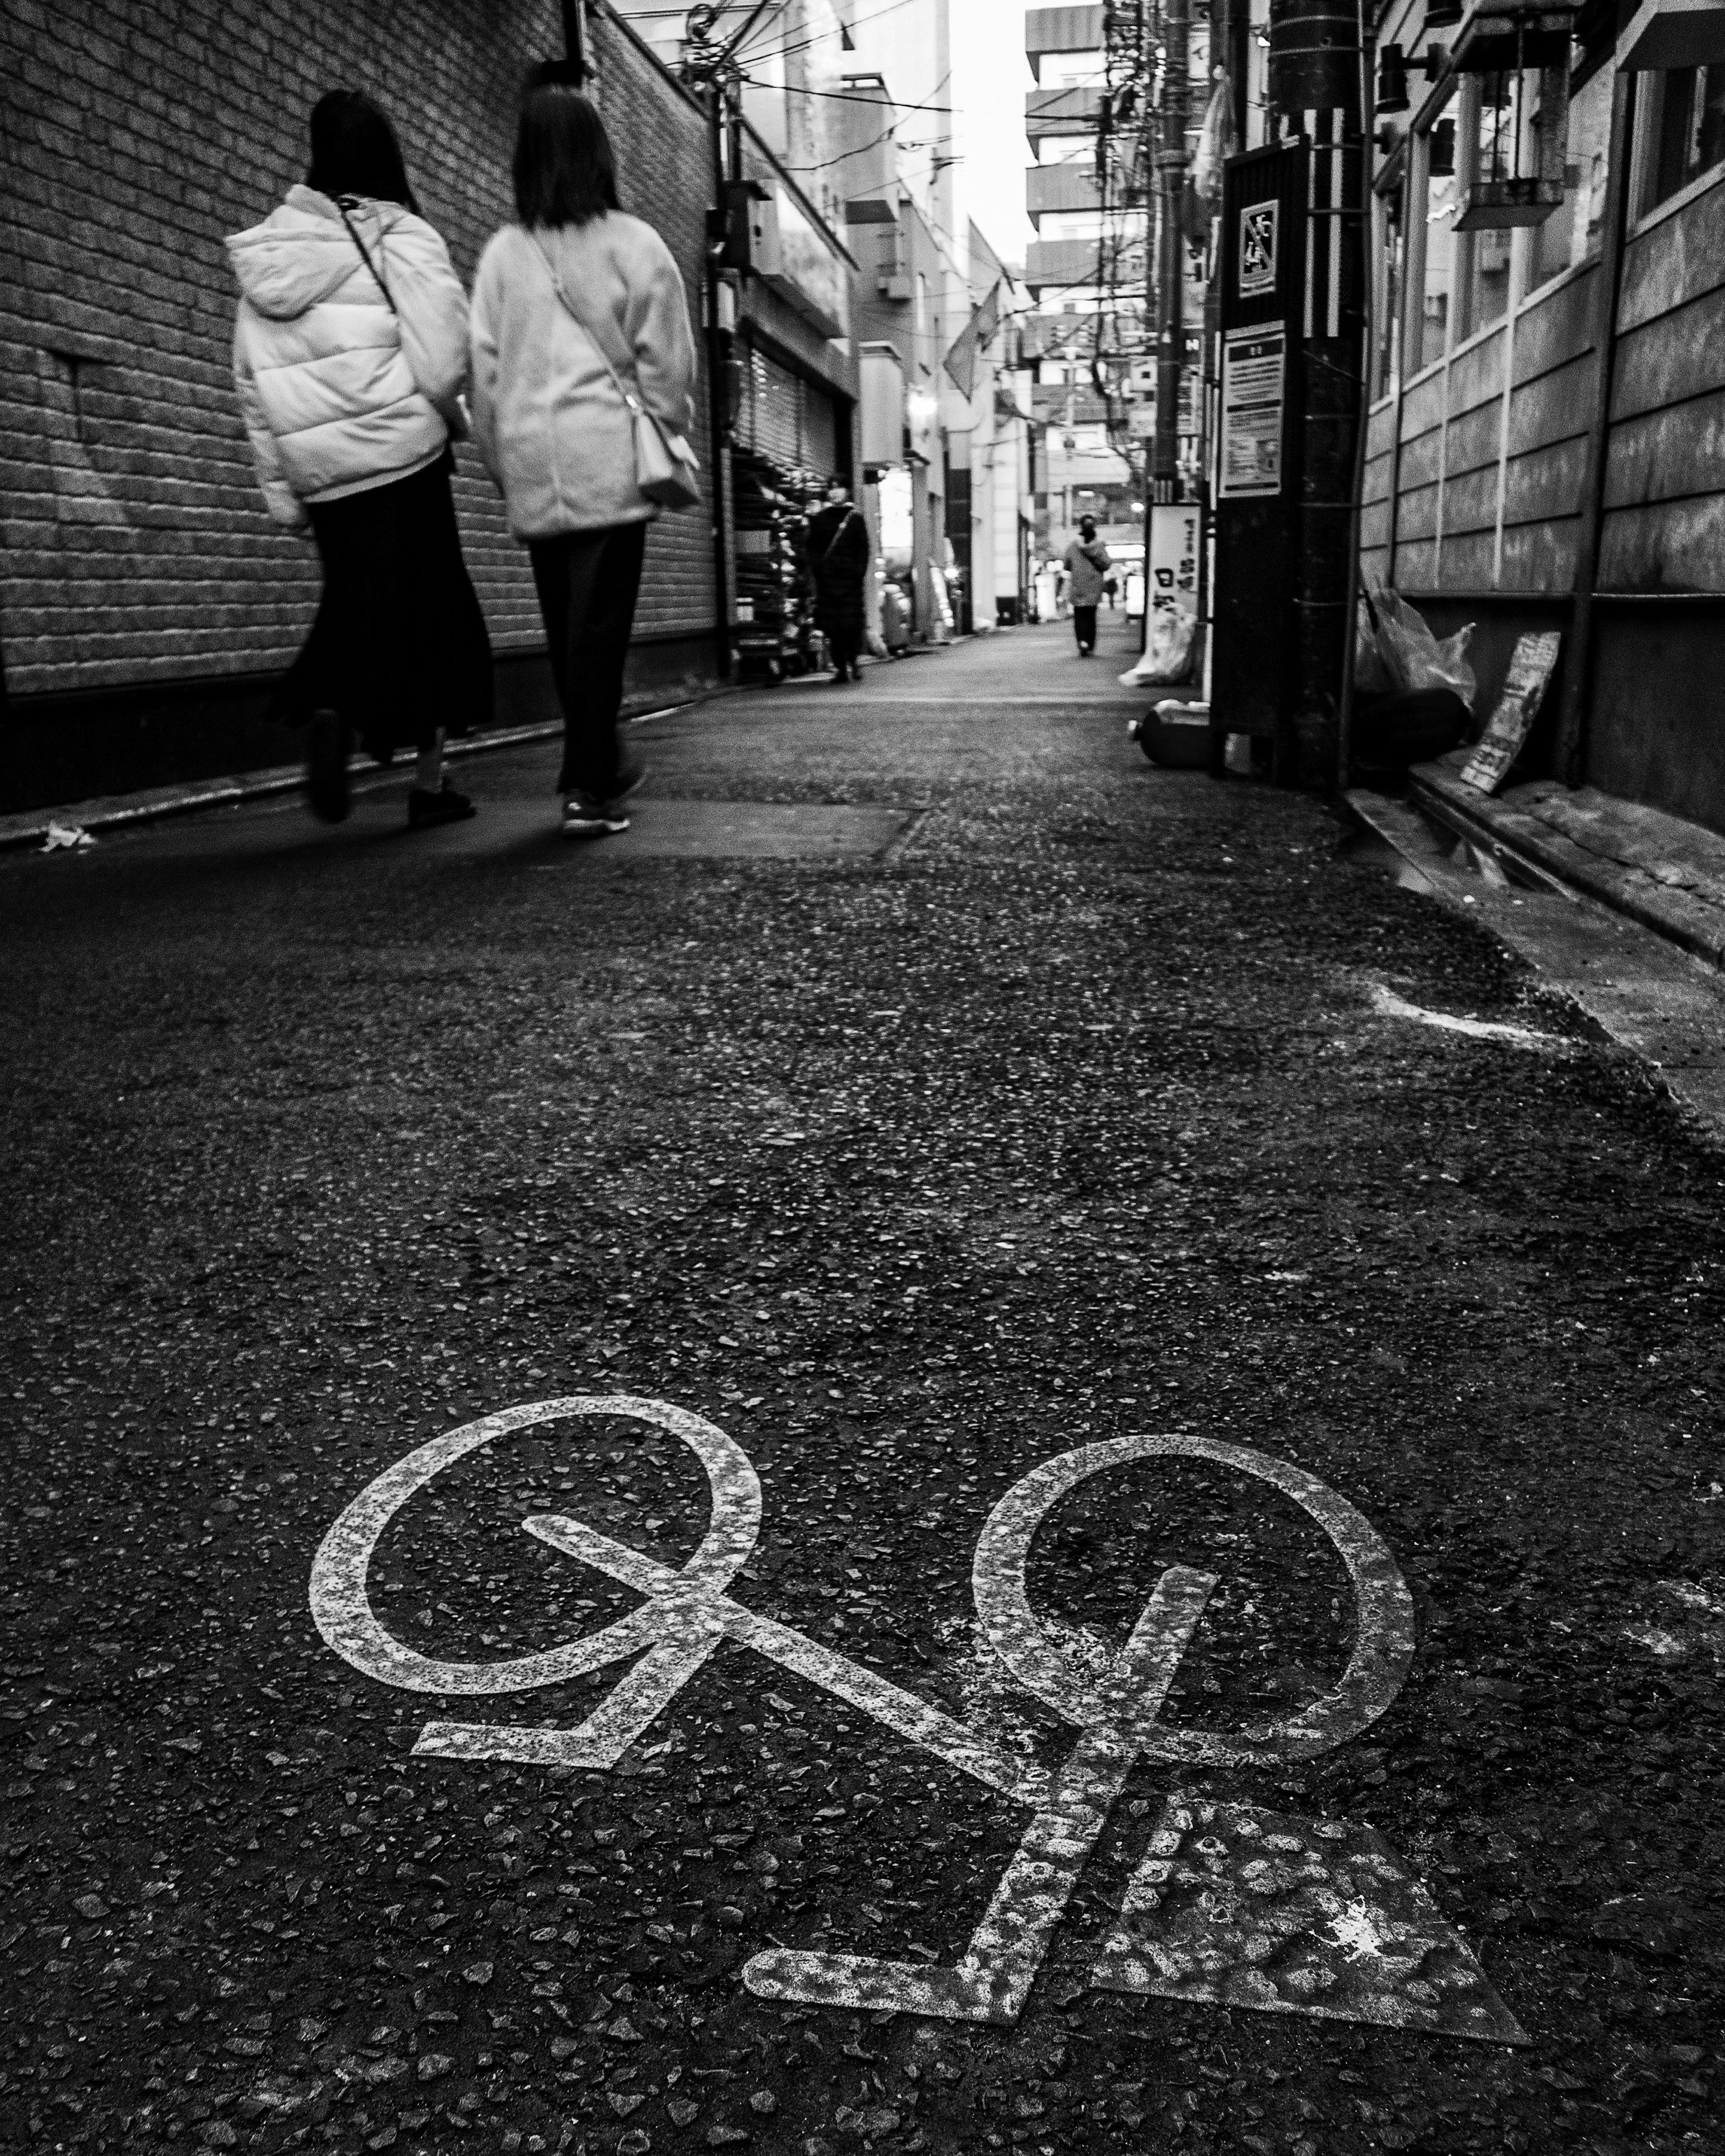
{"left": 1208, "top": 143, "right": 1306, "bottom": 780}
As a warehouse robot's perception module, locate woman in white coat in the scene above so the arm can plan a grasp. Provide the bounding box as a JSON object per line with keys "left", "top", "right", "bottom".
{"left": 228, "top": 91, "right": 492, "bottom": 827}
{"left": 471, "top": 71, "right": 698, "bottom": 837}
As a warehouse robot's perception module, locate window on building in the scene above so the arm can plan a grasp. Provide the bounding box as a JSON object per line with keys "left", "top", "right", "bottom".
{"left": 1371, "top": 187, "right": 1404, "bottom": 398}
{"left": 1420, "top": 164, "right": 1456, "bottom": 372}
{"left": 1645, "top": 63, "right": 1725, "bottom": 210}
{"left": 1531, "top": 58, "right": 1612, "bottom": 287}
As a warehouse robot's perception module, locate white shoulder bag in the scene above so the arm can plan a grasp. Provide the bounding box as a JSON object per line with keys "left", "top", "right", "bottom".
{"left": 531, "top": 232, "right": 701, "bottom": 511}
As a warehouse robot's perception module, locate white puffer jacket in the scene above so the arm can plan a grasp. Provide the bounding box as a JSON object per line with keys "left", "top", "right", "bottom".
{"left": 227, "top": 186, "right": 469, "bottom": 529}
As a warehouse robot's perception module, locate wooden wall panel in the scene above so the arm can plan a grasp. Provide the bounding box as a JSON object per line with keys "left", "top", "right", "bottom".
{"left": 1396, "top": 537, "right": 1438, "bottom": 583}
{"left": 1610, "top": 281, "right": 1725, "bottom": 422}
{"left": 1398, "top": 429, "right": 1443, "bottom": 490}
{"left": 1606, "top": 386, "right": 1725, "bottom": 511}
{"left": 1367, "top": 403, "right": 1397, "bottom": 458}
{"left": 1512, "top": 266, "right": 1599, "bottom": 384}
{"left": 1361, "top": 497, "right": 1391, "bottom": 551}
{"left": 1397, "top": 480, "right": 1440, "bottom": 540}
{"left": 1499, "top": 514, "right": 1580, "bottom": 588}
{"left": 1439, "top": 529, "right": 1497, "bottom": 585}
{"left": 1506, "top": 352, "right": 1597, "bottom": 457}
{"left": 1589, "top": 605, "right": 1725, "bottom": 832}
{"left": 1402, "top": 372, "right": 1446, "bottom": 438}
{"left": 1598, "top": 494, "right": 1725, "bottom": 588}
{"left": 1619, "top": 175, "right": 1725, "bottom": 335}
{"left": 1441, "top": 463, "right": 1499, "bottom": 535}
{"left": 1444, "top": 400, "right": 1503, "bottom": 479}
{"left": 1502, "top": 435, "right": 1588, "bottom": 525}
{"left": 1447, "top": 329, "right": 1506, "bottom": 415}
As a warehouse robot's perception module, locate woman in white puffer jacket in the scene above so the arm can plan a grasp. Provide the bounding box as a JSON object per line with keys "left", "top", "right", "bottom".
{"left": 228, "top": 91, "right": 492, "bottom": 828}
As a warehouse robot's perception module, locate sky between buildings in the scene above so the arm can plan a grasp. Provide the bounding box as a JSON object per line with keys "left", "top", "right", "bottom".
{"left": 949, "top": 0, "right": 1035, "bottom": 268}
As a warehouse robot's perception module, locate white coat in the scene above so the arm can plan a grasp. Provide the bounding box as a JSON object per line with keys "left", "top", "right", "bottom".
{"left": 469, "top": 212, "right": 698, "bottom": 540}
{"left": 226, "top": 186, "right": 469, "bottom": 529}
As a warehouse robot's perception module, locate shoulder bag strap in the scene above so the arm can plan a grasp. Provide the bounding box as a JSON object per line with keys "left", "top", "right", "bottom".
{"left": 819, "top": 507, "right": 858, "bottom": 563}
{"left": 335, "top": 197, "right": 396, "bottom": 311}
{"left": 528, "top": 231, "right": 644, "bottom": 416}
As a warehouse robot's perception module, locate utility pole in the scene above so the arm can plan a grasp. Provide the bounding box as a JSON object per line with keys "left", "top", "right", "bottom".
{"left": 1151, "top": 0, "right": 1190, "bottom": 505}
{"left": 560, "top": 0, "right": 588, "bottom": 76}
{"left": 1267, "top": 0, "right": 1365, "bottom": 784}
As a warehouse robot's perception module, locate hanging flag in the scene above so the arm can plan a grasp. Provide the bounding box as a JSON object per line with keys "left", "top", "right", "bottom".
{"left": 942, "top": 278, "right": 1003, "bottom": 400}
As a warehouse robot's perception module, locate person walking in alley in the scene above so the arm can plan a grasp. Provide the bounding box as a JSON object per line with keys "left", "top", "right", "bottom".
{"left": 1061, "top": 516, "right": 1111, "bottom": 657}
{"left": 228, "top": 91, "right": 492, "bottom": 829}
{"left": 806, "top": 475, "right": 870, "bottom": 684}
{"left": 470, "top": 68, "right": 699, "bottom": 839}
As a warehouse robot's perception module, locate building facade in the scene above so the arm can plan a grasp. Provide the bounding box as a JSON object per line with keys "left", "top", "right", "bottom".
{"left": 1363, "top": 0, "right": 1725, "bottom": 829}
{"left": 1022, "top": 4, "right": 1154, "bottom": 558}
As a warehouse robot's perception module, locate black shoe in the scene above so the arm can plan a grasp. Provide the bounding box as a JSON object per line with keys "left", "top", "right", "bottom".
{"left": 306, "top": 709, "right": 351, "bottom": 823}
{"left": 407, "top": 783, "right": 476, "bottom": 829}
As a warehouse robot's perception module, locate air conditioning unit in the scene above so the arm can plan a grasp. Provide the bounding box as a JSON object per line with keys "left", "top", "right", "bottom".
{"left": 878, "top": 271, "right": 913, "bottom": 300}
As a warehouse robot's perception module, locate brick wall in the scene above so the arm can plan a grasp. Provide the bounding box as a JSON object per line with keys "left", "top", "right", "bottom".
{"left": 0, "top": 0, "right": 716, "bottom": 706}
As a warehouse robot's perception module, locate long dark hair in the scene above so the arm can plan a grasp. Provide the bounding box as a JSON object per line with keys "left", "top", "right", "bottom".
{"left": 306, "top": 90, "right": 420, "bottom": 213}
{"left": 513, "top": 67, "right": 619, "bottom": 228}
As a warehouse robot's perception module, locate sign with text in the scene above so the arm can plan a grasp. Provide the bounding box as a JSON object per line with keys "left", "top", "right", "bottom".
{"left": 1149, "top": 504, "right": 1201, "bottom": 641}
{"left": 1219, "top": 327, "right": 1286, "bottom": 499}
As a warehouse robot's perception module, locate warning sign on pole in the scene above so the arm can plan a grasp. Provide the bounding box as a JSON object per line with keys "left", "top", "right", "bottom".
{"left": 1219, "top": 327, "right": 1286, "bottom": 499}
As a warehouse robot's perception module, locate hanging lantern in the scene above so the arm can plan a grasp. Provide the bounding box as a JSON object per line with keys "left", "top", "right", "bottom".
{"left": 1376, "top": 44, "right": 1411, "bottom": 110}
{"left": 1450, "top": 0, "right": 1577, "bottom": 72}
{"left": 1451, "top": 0, "right": 1575, "bottom": 228}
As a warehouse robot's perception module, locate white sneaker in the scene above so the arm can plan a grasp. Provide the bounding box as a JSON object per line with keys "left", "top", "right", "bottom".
{"left": 562, "top": 791, "right": 629, "bottom": 838}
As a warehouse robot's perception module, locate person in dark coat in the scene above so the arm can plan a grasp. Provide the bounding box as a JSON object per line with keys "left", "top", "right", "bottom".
{"left": 805, "top": 475, "right": 871, "bottom": 684}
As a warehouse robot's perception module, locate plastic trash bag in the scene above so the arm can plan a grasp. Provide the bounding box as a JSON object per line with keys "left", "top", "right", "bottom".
{"left": 1119, "top": 606, "right": 1197, "bottom": 687}
{"left": 1358, "top": 580, "right": 1477, "bottom": 711}
{"left": 42, "top": 821, "right": 94, "bottom": 853}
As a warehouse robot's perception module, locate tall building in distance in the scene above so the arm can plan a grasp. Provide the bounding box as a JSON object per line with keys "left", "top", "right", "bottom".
{"left": 609, "top": 0, "right": 1031, "bottom": 636}
{"left": 1023, "top": 4, "right": 1152, "bottom": 559}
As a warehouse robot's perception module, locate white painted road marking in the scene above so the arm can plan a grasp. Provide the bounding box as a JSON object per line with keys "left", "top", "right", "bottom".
{"left": 310, "top": 1401, "right": 1440, "bottom": 2031}
{"left": 745, "top": 1433, "right": 1415, "bottom": 2022}
{"left": 972, "top": 1435, "right": 1415, "bottom": 1767}
{"left": 1371, "top": 983, "right": 1568, "bottom": 1050}
{"left": 310, "top": 1396, "right": 1043, "bottom": 1803}
{"left": 744, "top": 1566, "right": 1216, "bottom": 2022}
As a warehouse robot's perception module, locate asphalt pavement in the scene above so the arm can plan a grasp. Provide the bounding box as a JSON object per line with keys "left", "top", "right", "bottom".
{"left": 3, "top": 617, "right": 1722, "bottom": 2156}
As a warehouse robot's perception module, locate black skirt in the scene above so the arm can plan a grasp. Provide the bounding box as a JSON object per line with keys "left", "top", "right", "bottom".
{"left": 272, "top": 449, "right": 493, "bottom": 760}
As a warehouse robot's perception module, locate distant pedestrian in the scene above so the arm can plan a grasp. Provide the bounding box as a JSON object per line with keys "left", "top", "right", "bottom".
{"left": 229, "top": 90, "right": 491, "bottom": 829}
{"left": 806, "top": 476, "right": 870, "bottom": 684}
{"left": 1062, "top": 517, "right": 1111, "bottom": 657}
{"left": 471, "top": 67, "right": 699, "bottom": 839}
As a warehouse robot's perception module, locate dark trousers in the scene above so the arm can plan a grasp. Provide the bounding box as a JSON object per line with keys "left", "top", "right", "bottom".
{"left": 827, "top": 625, "right": 861, "bottom": 674}
{"left": 1073, "top": 605, "right": 1097, "bottom": 653}
{"left": 281, "top": 450, "right": 493, "bottom": 758}
{"left": 528, "top": 522, "right": 648, "bottom": 799}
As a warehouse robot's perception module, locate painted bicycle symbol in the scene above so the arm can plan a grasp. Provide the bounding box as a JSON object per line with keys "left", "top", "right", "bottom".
{"left": 310, "top": 1397, "right": 1523, "bottom": 2042}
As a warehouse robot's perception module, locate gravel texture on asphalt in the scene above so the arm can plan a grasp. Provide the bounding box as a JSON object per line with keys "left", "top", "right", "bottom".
{"left": 1, "top": 621, "right": 1721, "bottom": 2155}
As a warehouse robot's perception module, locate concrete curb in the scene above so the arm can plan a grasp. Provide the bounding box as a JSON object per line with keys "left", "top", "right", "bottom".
{"left": 1347, "top": 784, "right": 1725, "bottom": 1144}
{"left": 1408, "top": 760, "right": 1725, "bottom": 972}
{"left": 0, "top": 690, "right": 727, "bottom": 855}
